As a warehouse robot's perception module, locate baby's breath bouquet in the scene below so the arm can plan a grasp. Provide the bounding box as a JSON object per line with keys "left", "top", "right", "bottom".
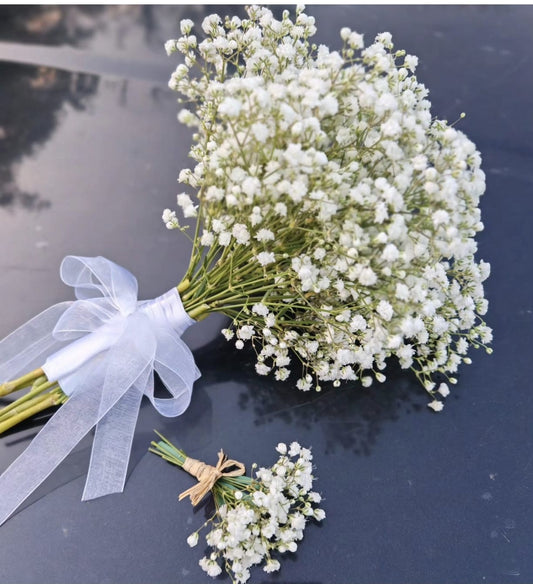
{"left": 0, "top": 5, "right": 491, "bottom": 525}
{"left": 163, "top": 5, "right": 491, "bottom": 408}
{"left": 150, "top": 434, "right": 324, "bottom": 583}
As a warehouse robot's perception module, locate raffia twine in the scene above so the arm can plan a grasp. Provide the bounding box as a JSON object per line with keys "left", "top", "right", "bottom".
{"left": 179, "top": 450, "right": 245, "bottom": 506}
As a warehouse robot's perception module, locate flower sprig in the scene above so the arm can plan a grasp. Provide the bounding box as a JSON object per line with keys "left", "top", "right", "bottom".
{"left": 150, "top": 434, "right": 324, "bottom": 583}
{"left": 163, "top": 5, "right": 492, "bottom": 409}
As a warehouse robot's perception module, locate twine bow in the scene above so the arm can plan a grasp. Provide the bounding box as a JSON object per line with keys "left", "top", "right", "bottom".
{"left": 179, "top": 451, "right": 245, "bottom": 506}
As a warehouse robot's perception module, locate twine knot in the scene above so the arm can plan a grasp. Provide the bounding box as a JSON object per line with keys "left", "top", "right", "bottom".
{"left": 179, "top": 450, "right": 245, "bottom": 506}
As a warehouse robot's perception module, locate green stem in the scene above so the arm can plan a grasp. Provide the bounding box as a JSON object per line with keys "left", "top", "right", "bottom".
{"left": 0, "top": 367, "right": 45, "bottom": 397}
{"left": 0, "top": 389, "right": 65, "bottom": 435}
{"left": 177, "top": 278, "right": 190, "bottom": 294}
{"left": 0, "top": 380, "right": 60, "bottom": 421}
{"left": 149, "top": 432, "right": 187, "bottom": 468}
{"left": 187, "top": 304, "right": 211, "bottom": 320}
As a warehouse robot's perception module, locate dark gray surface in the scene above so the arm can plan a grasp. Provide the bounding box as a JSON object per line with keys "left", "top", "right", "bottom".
{"left": 0, "top": 5, "right": 531, "bottom": 583}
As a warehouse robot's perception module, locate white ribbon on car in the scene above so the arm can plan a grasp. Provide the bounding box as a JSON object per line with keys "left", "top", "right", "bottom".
{"left": 0, "top": 255, "right": 200, "bottom": 526}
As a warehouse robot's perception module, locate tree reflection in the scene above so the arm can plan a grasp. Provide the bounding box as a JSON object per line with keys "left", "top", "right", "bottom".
{"left": 0, "top": 63, "right": 99, "bottom": 210}
{"left": 0, "top": 7, "right": 106, "bottom": 211}
{"left": 0, "top": 6, "right": 106, "bottom": 46}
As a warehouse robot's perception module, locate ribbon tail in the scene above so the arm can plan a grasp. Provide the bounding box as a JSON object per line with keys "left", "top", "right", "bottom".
{"left": 81, "top": 314, "right": 156, "bottom": 500}
{"left": 82, "top": 384, "right": 144, "bottom": 501}
{"left": 0, "top": 302, "right": 72, "bottom": 382}
{"left": 179, "top": 482, "right": 210, "bottom": 506}
{"left": 0, "top": 361, "right": 106, "bottom": 526}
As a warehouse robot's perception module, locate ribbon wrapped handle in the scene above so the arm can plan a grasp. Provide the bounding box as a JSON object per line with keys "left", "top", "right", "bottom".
{"left": 0, "top": 255, "right": 201, "bottom": 526}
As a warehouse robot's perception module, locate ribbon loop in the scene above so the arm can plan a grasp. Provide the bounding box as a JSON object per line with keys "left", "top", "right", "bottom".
{"left": 0, "top": 255, "right": 200, "bottom": 525}
{"left": 60, "top": 255, "right": 138, "bottom": 313}
{"left": 179, "top": 451, "right": 246, "bottom": 506}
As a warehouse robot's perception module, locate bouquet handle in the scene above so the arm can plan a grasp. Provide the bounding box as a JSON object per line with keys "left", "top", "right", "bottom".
{"left": 0, "top": 255, "right": 201, "bottom": 525}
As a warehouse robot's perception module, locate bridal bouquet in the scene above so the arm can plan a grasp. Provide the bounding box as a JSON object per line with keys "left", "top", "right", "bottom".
{"left": 164, "top": 5, "right": 491, "bottom": 398}
{"left": 0, "top": 5, "right": 490, "bottom": 524}
{"left": 150, "top": 434, "right": 324, "bottom": 583}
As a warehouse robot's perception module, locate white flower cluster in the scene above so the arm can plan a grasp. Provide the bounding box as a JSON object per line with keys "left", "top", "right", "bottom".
{"left": 189, "top": 441, "right": 324, "bottom": 583}
{"left": 165, "top": 5, "right": 492, "bottom": 408}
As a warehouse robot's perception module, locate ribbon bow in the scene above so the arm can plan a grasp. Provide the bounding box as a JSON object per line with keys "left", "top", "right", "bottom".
{"left": 0, "top": 256, "right": 200, "bottom": 525}
{"left": 180, "top": 451, "right": 245, "bottom": 506}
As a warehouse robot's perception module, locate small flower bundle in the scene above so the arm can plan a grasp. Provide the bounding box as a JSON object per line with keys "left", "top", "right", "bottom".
{"left": 150, "top": 434, "right": 324, "bottom": 583}
{"left": 162, "top": 4, "right": 491, "bottom": 408}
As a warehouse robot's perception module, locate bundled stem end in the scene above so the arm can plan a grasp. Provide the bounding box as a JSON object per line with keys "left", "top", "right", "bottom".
{"left": 0, "top": 368, "right": 66, "bottom": 436}
{"left": 0, "top": 368, "right": 45, "bottom": 397}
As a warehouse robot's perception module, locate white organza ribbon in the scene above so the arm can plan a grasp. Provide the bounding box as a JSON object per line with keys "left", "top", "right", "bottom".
{"left": 0, "top": 256, "right": 200, "bottom": 525}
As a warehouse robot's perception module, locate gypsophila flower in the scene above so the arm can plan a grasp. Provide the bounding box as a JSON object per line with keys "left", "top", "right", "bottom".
{"left": 180, "top": 18, "right": 194, "bottom": 35}
{"left": 252, "top": 303, "right": 269, "bottom": 317}
{"left": 176, "top": 193, "right": 197, "bottom": 218}
{"left": 276, "top": 442, "right": 287, "bottom": 455}
{"left": 150, "top": 436, "right": 324, "bottom": 584}
{"left": 219, "top": 97, "right": 242, "bottom": 118}
{"left": 255, "top": 228, "right": 275, "bottom": 242}
{"left": 232, "top": 223, "right": 251, "bottom": 245}
{"left": 164, "top": 5, "right": 491, "bottom": 406}
{"left": 221, "top": 328, "right": 234, "bottom": 341}
{"left": 428, "top": 399, "right": 444, "bottom": 412}
{"left": 187, "top": 532, "right": 199, "bottom": 547}
{"left": 255, "top": 362, "right": 271, "bottom": 375}
{"left": 164, "top": 39, "right": 177, "bottom": 56}
{"left": 162, "top": 208, "right": 179, "bottom": 229}
{"left": 256, "top": 251, "right": 275, "bottom": 266}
